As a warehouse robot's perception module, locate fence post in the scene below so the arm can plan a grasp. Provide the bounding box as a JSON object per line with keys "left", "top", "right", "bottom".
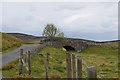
{"left": 26, "top": 53, "right": 28, "bottom": 63}
{"left": 66, "top": 52, "right": 72, "bottom": 78}
{"left": 86, "top": 66, "right": 97, "bottom": 79}
{"left": 77, "top": 56, "right": 82, "bottom": 78}
{"left": 18, "top": 49, "right": 23, "bottom": 75}
{"left": 27, "top": 51, "right": 31, "bottom": 75}
{"left": 72, "top": 54, "right": 76, "bottom": 78}
{"left": 46, "top": 52, "right": 49, "bottom": 80}
{"left": 24, "top": 53, "right": 27, "bottom": 63}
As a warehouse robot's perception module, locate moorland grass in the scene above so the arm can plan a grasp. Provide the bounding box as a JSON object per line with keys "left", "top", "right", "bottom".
{"left": 1, "top": 33, "right": 24, "bottom": 54}
{"left": 75, "top": 46, "right": 118, "bottom": 78}
{"left": 2, "top": 45, "right": 118, "bottom": 78}
{"left": 2, "top": 46, "right": 66, "bottom": 78}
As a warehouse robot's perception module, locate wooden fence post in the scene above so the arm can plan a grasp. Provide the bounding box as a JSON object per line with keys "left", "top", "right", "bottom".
{"left": 77, "top": 56, "right": 82, "bottom": 78}
{"left": 86, "top": 66, "right": 97, "bottom": 79}
{"left": 72, "top": 54, "right": 76, "bottom": 78}
{"left": 27, "top": 51, "right": 31, "bottom": 75}
{"left": 46, "top": 52, "right": 49, "bottom": 80}
{"left": 18, "top": 49, "right": 23, "bottom": 75}
{"left": 24, "top": 53, "right": 27, "bottom": 63}
{"left": 66, "top": 52, "right": 72, "bottom": 78}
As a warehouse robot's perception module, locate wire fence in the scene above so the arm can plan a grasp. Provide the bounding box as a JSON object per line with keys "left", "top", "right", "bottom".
{"left": 18, "top": 43, "right": 102, "bottom": 79}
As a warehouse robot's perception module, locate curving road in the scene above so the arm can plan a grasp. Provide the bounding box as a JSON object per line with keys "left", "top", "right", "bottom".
{"left": 0, "top": 44, "right": 44, "bottom": 67}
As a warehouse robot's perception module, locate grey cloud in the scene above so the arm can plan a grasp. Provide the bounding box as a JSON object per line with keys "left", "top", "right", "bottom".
{"left": 58, "top": 3, "right": 86, "bottom": 11}
{"left": 1, "top": 2, "right": 118, "bottom": 41}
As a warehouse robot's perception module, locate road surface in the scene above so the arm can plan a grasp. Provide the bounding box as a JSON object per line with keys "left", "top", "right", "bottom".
{"left": 0, "top": 44, "right": 44, "bottom": 67}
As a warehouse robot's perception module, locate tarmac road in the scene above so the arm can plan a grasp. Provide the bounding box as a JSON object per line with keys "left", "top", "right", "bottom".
{"left": 0, "top": 44, "right": 44, "bottom": 67}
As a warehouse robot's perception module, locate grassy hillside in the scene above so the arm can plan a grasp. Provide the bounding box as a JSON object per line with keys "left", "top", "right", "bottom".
{"left": 100, "top": 41, "right": 119, "bottom": 47}
{"left": 8, "top": 33, "right": 42, "bottom": 43}
{"left": 8, "top": 33, "right": 100, "bottom": 44}
{"left": 2, "top": 46, "right": 66, "bottom": 78}
{"left": 2, "top": 45, "right": 118, "bottom": 78}
{"left": 76, "top": 46, "right": 118, "bottom": 78}
{"left": 2, "top": 33, "right": 24, "bottom": 53}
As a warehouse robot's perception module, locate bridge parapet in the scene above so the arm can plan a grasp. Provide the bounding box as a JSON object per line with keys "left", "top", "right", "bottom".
{"left": 45, "top": 38, "right": 99, "bottom": 52}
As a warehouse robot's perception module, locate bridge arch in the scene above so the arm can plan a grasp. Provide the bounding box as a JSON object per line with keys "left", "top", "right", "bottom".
{"left": 63, "top": 45, "right": 76, "bottom": 51}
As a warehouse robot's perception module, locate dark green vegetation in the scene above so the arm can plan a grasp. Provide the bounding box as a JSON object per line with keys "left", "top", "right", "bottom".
{"left": 2, "top": 45, "right": 118, "bottom": 78}
{"left": 1, "top": 33, "right": 24, "bottom": 54}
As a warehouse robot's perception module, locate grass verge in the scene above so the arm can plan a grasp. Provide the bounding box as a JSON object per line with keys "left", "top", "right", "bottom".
{"left": 2, "top": 46, "right": 66, "bottom": 78}
{"left": 2, "top": 45, "right": 118, "bottom": 78}
{"left": 1, "top": 45, "right": 22, "bottom": 54}
{"left": 75, "top": 46, "right": 118, "bottom": 78}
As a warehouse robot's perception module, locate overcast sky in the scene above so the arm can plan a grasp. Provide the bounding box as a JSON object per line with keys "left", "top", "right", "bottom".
{"left": 0, "top": 0, "right": 119, "bottom": 41}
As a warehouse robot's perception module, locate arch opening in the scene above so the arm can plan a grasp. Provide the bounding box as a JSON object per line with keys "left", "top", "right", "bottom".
{"left": 63, "top": 46, "right": 76, "bottom": 51}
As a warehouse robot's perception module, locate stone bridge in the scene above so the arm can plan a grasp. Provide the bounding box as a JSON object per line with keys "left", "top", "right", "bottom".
{"left": 62, "top": 40, "right": 88, "bottom": 52}
{"left": 45, "top": 38, "right": 101, "bottom": 52}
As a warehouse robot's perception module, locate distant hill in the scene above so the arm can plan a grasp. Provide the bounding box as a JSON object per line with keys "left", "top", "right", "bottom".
{"left": 2, "top": 33, "right": 24, "bottom": 51}
{"left": 97, "top": 40, "right": 119, "bottom": 47}
{"left": 8, "top": 33, "right": 45, "bottom": 42}
{"left": 8, "top": 33, "right": 119, "bottom": 47}
{"left": 8, "top": 33, "right": 97, "bottom": 42}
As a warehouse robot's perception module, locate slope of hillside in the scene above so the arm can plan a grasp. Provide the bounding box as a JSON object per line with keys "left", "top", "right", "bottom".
{"left": 98, "top": 40, "right": 119, "bottom": 47}
{"left": 2, "top": 33, "right": 24, "bottom": 52}
{"left": 8, "top": 33, "right": 43, "bottom": 43}
{"left": 8, "top": 33, "right": 98, "bottom": 44}
{"left": 2, "top": 45, "right": 118, "bottom": 78}
{"left": 76, "top": 46, "right": 118, "bottom": 78}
